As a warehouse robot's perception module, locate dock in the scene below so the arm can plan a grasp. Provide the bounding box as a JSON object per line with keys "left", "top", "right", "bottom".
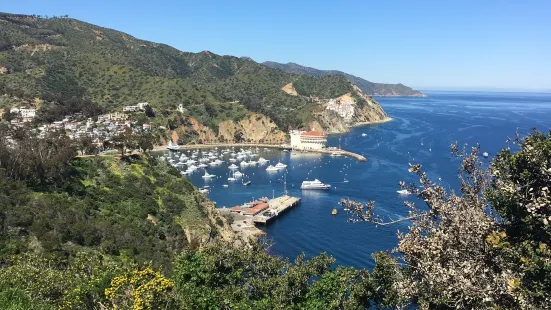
{"left": 218, "top": 195, "right": 301, "bottom": 238}
{"left": 164, "top": 143, "right": 367, "bottom": 162}
{"left": 253, "top": 195, "right": 301, "bottom": 224}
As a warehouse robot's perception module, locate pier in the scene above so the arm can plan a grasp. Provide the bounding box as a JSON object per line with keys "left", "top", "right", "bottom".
{"left": 164, "top": 143, "right": 367, "bottom": 162}
{"left": 218, "top": 195, "right": 301, "bottom": 238}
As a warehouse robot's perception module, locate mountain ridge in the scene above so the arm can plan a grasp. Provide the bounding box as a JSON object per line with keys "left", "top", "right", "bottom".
{"left": 263, "top": 61, "right": 426, "bottom": 97}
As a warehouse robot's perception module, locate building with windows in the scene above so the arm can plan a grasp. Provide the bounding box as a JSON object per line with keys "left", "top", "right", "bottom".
{"left": 290, "top": 130, "right": 327, "bottom": 150}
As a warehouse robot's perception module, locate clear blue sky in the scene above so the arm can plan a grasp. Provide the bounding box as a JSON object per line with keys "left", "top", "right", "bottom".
{"left": 3, "top": 0, "right": 550, "bottom": 90}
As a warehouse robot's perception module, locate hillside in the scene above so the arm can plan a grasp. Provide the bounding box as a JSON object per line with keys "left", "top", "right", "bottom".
{"left": 0, "top": 12, "right": 389, "bottom": 138}
{"left": 263, "top": 61, "right": 426, "bottom": 97}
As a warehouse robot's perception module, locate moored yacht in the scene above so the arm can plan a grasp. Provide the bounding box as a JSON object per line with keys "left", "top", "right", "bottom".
{"left": 167, "top": 141, "right": 181, "bottom": 151}
{"left": 228, "top": 164, "right": 239, "bottom": 169}
{"left": 300, "top": 179, "right": 331, "bottom": 190}
{"left": 275, "top": 162, "right": 287, "bottom": 169}
{"left": 266, "top": 165, "right": 279, "bottom": 172}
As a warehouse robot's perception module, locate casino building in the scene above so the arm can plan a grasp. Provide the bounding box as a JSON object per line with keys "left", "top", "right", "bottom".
{"left": 290, "top": 130, "right": 327, "bottom": 150}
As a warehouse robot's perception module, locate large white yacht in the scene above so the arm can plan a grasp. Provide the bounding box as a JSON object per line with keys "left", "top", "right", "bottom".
{"left": 300, "top": 179, "right": 331, "bottom": 190}
{"left": 275, "top": 162, "right": 287, "bottom": 169}
{"left": 228, "top": 164, "right": 239, "bottom": 169}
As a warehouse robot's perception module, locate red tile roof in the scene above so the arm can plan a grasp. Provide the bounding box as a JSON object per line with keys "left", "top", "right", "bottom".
{"left": 244, "top": 203, "right": 269, "bottom": 215}
{"left": 301, "top": 131, "right": 327, "bottom": 137}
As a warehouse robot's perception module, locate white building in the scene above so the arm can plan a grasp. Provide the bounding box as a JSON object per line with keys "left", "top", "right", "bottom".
{"left": 326, "top": 98, "right": 355, "bottom": 122}
{"left": 19, "top": 108, "right": 37, "bottom": 122}
{"left": 290, "top": 130, "right": 327, "bottom": 150}
{"left": 177, "top": 104, "right": 186, "bottom": 113}
{"left": 137, "top": 102, "right": 149, "bottom": 110}
{"left": 123, "top": 106, "right": 140, "bottom": 112}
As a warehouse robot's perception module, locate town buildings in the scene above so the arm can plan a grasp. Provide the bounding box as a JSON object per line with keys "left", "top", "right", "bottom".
{"left": 290, "top": 130, "right": 327, "bottom": 150}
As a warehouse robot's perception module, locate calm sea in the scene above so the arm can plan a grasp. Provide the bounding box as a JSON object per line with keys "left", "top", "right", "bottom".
{"left": 167, "top": 91, "right": 551, "bottom": 269}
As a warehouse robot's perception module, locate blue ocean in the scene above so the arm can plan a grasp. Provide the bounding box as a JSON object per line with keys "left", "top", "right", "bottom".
{"left": 177, "top": 91, "right": 551, "bottom": 269}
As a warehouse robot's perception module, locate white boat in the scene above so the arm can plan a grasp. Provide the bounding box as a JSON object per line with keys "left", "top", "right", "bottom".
{"left": 188, "top": 165, "right": 198, "bottom": 170}
{"left": 275, "top": 162, "right": 287, "bottom": 169}
{"left": 397, "top": 189, "right": 411, "bottom": 195}
{"left": 223, "top": 184, "right": 229, "bottom": 188}
{"left": 167, "top": 141, "right": 181, "bottom": 151}
{"left": 202, "top": 171, "right": 216, "bottom": 179}
{"left": 482, "top": 152, "right": 489, "bottom": 158}
{"left": 198, "top": 163, "right": 208, "bottom": 168}
{"left": 228, "top": 164, "right": 239, "bottom": 169}
{"left": 258, "top": 157, "right": 269, "bottom": 163}
{"left": 229, "top": 158, "right": 237, "bottom": 163}
{"left": 361, "top": 133, "right": 367, "bottom": 137}
{"left": 233, "top": 171, "right": 243, "bottom": 178}
{"left": 240, "top": 161, "right": 249, "bottom": 167}
{"left": 266, "top": 165, "right": 279, "bottom": 172}
{"left": 199, "top": 188, "right": 209, "bottom": 194}
{"left": 330, "top": 151, "right": 343, "bottom": 157}
{"left": 300, "top": 179, "right": 331, "bottom": 190}
{"left": 248, "top": 160, "right": 257, "bottom": 166}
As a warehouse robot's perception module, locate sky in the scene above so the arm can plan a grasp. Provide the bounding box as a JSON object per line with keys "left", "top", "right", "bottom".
{"left": 3, "top": 0, "right": 550, "bottom": 90}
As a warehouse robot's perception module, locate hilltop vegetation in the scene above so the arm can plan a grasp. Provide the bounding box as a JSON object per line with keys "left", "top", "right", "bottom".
{"left": 263, "top": 61, "right": 426, "bottom": 97}
{"left": 0, "top": 12, "right": 373, "bottom": 131}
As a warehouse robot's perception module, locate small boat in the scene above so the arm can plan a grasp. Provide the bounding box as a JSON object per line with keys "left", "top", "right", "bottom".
{"left": 332, "top": 209, "right": 338, "bottom": 215}
{"left": 228, "top": 164, "right": 239, "bottom": 169}
{"left": 397, "top": 189, "right": 411, "bottom": 195}
{"left": 266, "top": 165, "right": 279, "bottom": 172}
{"left": 361, "top": 133, "right": 367, "bottom": 137}
{"left": 223, "top": 184, "right": 229, "bottom": 188}
{"left": 188, "top": 165, "right": 198, "bottom": 170}
{"left": 233, "top": 171, "right": 243, "bottom": 178}
{"left": 343, "top": 178, "right": 349, "bottom": 183}
{"left": 283, "top": 149, "right": 290, "bottom": 153}
{"left": 275, "top": 162, "right": 287, "bottom": 169}
{"left": 243, "top": 180, "right": 251, "bottom": 186}
{"left": 229, "top": 158, "right": 237, "bottom": 163}
{"left": 202, "top": 171, "right": 216, "bottom": 179}
{"left": 482, "top": 152, "right": 489, "bottom": 158}
{"left": 167, "top": 141, "right": 181, "bottom": 151}
{"left": 300, "top": 179, "right": 331, "bottom": 190}
{"left": 198, "top": 163, "right": 208, "bottom": 168}
{"left": 199, "top": 188, "right": 209, "bottom": 194}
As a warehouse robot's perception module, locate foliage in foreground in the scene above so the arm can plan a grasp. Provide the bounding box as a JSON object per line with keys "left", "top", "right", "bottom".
{"left": 342, "top": 130, "right": 551, "bottom": 309}
{"left": 1, "top": 127, "right": 550, "bottom": 309}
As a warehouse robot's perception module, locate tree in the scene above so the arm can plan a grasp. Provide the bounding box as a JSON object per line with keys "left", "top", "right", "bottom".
{"left": 111, "top": 128, "right": 138, "bottom": 156}
{"left": 144, "top": 105, "right": 156, "bottom": 118}
{"left": 76, "top": 135, "right": 95, "bottom": 155}
{"left": 341, "top": 132, "right": 551, "bottom": 309}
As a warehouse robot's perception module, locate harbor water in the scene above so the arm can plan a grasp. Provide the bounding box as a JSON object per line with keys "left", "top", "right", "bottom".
{"left": 165, "top": 91, "right": 551, "bottom": 269}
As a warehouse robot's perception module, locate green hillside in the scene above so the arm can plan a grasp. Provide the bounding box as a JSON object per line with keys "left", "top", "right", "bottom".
{"left": 0, "top": 13, "right": 357, "bottom": 130}
{"left": 263, "top": 61, "right": 426, "bottom": 97}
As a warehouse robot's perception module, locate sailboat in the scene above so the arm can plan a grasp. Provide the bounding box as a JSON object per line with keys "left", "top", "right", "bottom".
{"left": 202, "top": 171, "right": 215, "bottom": 179}
{"left": 228, "top": 171, "right": 237, "bottom": 182}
